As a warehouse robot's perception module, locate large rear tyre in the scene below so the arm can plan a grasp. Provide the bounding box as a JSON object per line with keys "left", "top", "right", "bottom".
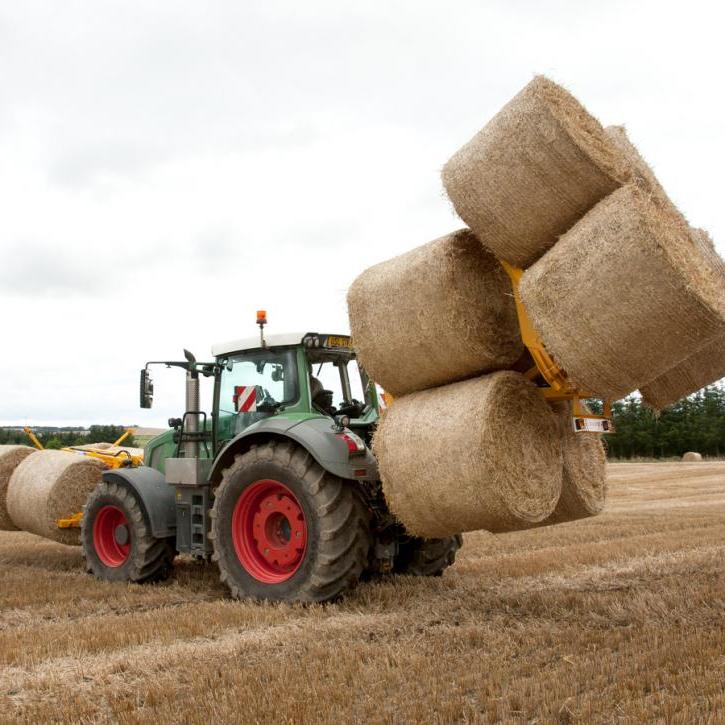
{"left": 394, "top": 535, "right": 463, "bottom": 577}
{"left": 210, "top": 441, "right": 371, "bottom": 603}
{"left": 81, "top": 481, "right": 175, "bottom": 583}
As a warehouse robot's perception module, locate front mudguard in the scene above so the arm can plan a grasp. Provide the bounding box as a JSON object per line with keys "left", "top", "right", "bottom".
{"left": 210, "top": 416, "right": 378, "bottom": 486}
{"left": 102, "top": 466, "right": 176, "bottom": 538}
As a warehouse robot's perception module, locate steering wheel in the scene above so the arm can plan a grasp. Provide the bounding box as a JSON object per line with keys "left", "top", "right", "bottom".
{"left": 337, "top": 399, "right": 364, "bottom": 418}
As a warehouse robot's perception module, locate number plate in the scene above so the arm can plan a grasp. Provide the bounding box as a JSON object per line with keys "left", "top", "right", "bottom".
{"left": 572, "top": 416, "right": 614, "bottom": 433}
{"left": 326, "top": 335, "right": 352, "bottom": 349}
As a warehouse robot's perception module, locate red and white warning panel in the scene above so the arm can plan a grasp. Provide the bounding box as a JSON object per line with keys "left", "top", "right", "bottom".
{"left": 234, "top": 386, "right": 258, "bottom": 413}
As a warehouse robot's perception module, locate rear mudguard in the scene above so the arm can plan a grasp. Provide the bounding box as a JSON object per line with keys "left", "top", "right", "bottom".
{"left": 102, "top": 467, "right": 176, "bottom": 538}
{"left": 210, "top": 416, "right": 378, "bottom": 486}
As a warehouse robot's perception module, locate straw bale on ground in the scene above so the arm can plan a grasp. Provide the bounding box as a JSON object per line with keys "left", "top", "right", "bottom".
{"left": 682, "top": 452, "right": 703, "bottom": 462}
{"left": 0, "top": 445, "right": 35, "bottom": 531}
{"left": 442, "top": 76, "right": 630, "bottom": 267}
{"left": 373, "top": 371, "right": 562, "bottom": 537}
{"left": 7, "top": 450, "right": 105, "bottom": 545}
{"left": 520, "top": 185, "right": 725, "bottom": 400}
{"left": 347, "top": 229, "right": 523, "bottom": 396}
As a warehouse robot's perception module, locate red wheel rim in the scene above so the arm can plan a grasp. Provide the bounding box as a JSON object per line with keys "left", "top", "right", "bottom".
{"left": 232, "top": 479, "right": 308, "bottom": 583}
{"left": 93, "top": 505, "right": 131, "bottom": 567}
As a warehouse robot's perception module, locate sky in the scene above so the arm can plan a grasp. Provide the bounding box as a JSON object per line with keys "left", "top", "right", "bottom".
{"left": 1, "top": 0, "right": 723, "bottom": 428}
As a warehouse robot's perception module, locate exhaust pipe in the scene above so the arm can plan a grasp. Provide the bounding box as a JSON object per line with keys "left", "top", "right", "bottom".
{"left": 184, "top": 349, "right": 200, "bottom": 459}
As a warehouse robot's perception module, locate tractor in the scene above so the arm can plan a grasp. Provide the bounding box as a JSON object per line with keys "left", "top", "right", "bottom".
{"left": 80, "top": 312, "right": 462, "bottom": 602}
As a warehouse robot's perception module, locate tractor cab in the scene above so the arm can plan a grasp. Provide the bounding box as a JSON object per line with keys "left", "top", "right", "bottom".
{"left": 212, "top": 330, "right": 380, "bottom": 451}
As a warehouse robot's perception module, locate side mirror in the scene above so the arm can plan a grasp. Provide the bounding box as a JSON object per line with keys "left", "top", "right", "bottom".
{"left": 140, "top": 369, "right": 154, "bottom": 409}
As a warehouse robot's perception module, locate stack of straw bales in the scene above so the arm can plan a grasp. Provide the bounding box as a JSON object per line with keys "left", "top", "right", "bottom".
{"left": 444, "top": 75, "right": 725, "bottom": 404}
{"left": 7, "top": 450, "right": 105, "bottom": 545}
{"left": 0, "top": 445, "right": 35, "bottom": 531}
{"left": 347, "top": 75, "right": 723, "bottom": 538}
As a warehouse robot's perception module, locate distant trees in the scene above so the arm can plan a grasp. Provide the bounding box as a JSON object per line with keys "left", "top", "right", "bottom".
{"left": 588, "top": 383, "right": 725, "bottom": 459}
{"left": 0, "top": 426, "right": 136, "bottom": 449}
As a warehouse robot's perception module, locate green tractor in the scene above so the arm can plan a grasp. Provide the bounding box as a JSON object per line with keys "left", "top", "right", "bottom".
{"left": 81, "top": 314, "right": 462, "bottom": 602}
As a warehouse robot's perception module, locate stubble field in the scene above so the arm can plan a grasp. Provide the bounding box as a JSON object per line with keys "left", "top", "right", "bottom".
{"left": 1, "top": 461, "right": 724, "bottom": 723}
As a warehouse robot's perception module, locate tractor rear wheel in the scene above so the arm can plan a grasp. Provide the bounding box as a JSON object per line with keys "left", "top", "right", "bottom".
{"left": 210, "top": 441, "right": 371, "bottom": 603}
{"left": 394, "top": 535, "right": 463, "bottom": 577}
{"left": 81, "top": 481, "right": 175, "bottom": 583}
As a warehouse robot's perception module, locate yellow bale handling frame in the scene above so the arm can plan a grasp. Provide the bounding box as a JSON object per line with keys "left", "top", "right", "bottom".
{"left": 499, "top": 260, "right": 613, "bottom": 433}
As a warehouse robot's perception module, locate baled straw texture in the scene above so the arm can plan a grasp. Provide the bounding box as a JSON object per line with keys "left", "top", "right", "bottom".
{"left": 640, "top": 231, "right": 725, "bottom": 408}
{"left": 373, "top": 371, "right": 562, "bottom": 537}
{"left": 442, "top": 76, "right": 630, "bottom": 267}
{"left": 7, "top": 450, "right": 105, "bottom": 545}
{"left": 347, "top": 229, "right": 523, "bottom": 396}
{"left": 544, "top": 402, "right": 607, "bottom": 524}
{"left": 520, "top": 185, "right": 725, "bottom": 400}
{"left": 682, "top": 451, "right": 703, "bottom": 462}
{"left": 605, "top": 125, "right": 669, "bottom": 202}
{"left": 0, "top": 445, "right": 35, "bottom": 531}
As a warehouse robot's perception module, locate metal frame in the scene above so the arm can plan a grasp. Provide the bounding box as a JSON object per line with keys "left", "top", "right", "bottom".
{"left": 499, "top": 259, "right": 613, "bottom": 428}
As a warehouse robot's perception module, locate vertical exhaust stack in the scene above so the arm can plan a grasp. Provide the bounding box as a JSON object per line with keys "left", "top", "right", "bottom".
{"left": 183, "top": 349, "right": 200, "bottom": 460}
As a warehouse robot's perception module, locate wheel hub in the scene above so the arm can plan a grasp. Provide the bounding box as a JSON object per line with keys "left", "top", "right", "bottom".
{"left": 232, "top": 480, "right": 308, "bottom": 583}
{"left": 93, "top": 505, "right": 131, "bottom": 568}
{"left": 114, "top": 524, "right": 130, "bottom": 546}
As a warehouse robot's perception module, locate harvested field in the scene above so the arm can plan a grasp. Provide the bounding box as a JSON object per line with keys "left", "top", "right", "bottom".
{"left": 0, "top": 461, "right": 724, "bottom": 723}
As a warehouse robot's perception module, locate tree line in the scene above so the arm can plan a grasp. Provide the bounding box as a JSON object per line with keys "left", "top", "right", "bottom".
{"left": 0, "top": 425, "right": 136, "bottom": 450}
{"left": 588, "top": 383, "right": 725, "bottom": 459}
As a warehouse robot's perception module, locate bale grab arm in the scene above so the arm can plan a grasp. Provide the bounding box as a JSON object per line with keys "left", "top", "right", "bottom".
{"left": 499, "top": 260, "right": 613, "bottom": 432}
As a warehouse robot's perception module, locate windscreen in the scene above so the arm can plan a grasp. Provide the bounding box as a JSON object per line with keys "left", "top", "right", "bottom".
{"left": 219, "top": 348, "right": 298, "bottom": 415}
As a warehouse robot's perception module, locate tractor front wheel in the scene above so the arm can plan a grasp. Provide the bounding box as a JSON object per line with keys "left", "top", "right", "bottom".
{"left": 81, "top": 481, "right": 175, "bottom": 583}
{"left": 210, "top": 441, "right": 371, "bottom": 602}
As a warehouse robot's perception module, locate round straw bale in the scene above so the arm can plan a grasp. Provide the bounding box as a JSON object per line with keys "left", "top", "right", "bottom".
{"left": 347, "top": 229, "right": 523, "bottom": 397}
{"left": 442, "top": 76, "right": 630, "bottom": 267}
{"left": 520, "top": 185, "right": 725, "bottom": 400}
{"left": 640, "top": 333, "right": 725, "bottom": 409}
{"left": 544, "top": 402, "right": 607, "bottom": 524}
{"left": 0, "top": 445, "right": 35, "bottom": 531}
{"left": 605, "top": 125, "right": 670, "bottom": 202}
{"left": 640, "top": 233, "right": 725, "bottom": 408}
{"left": 373, "top": 371, "right": 563, "bottom": 537}
{"left": 7, "top": 450, "right": 105, "bottom": 545}
{"left": 682, "top": 451, "right": 703, "bottom": 462}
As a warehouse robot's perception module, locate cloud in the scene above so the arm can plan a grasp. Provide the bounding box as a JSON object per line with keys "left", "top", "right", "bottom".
{"left": 0, "top": 241, "right": 105, "bottom": 297}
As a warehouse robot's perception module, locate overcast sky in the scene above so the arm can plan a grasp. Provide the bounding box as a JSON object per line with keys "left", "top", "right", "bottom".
{"left": 1, "top": 0, "right": 723, "bottom": 427}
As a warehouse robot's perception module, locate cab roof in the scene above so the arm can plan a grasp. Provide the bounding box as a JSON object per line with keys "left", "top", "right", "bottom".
{"left": 212, "top": 332, "right": 307, "bottom": 357}
{"left": 211, "top": 332, "right": 351, "bottom": 357}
